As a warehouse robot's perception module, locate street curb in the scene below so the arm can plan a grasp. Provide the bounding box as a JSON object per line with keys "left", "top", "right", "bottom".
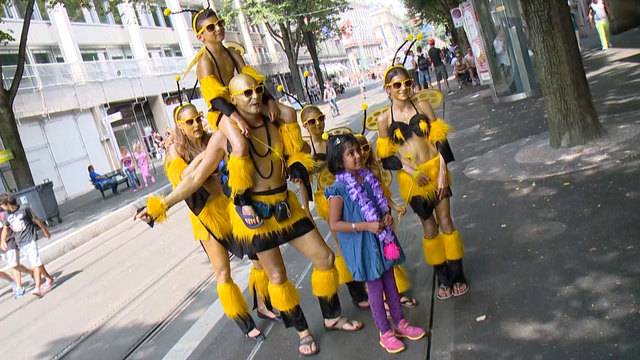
{"left": 38, "top": 184, "right": 172, "bottom": 265}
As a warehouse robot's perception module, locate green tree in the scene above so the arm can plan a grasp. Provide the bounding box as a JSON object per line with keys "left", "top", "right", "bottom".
{"left": 243, "top": 0, "right": 348, "bottom": 101}
{"left": 0, "top": 0, "right": 153, "bottom": 190}
{"left": 520, "top": 0, "right": 603, "bottom": 147}
{"left": 404, "top": 0, "right": 468, "bottom": 50}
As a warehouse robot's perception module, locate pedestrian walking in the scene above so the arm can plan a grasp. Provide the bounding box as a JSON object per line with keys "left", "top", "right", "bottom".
{"left": 428, "top": 38, "right": 454, "bottom": 94}
{"left": 404, "top": 49, "right": 420, "bottom": 91}
{"left": 0, "top": 193, "right": 54, "bottom": 297}
{"left": 134, "top": 141, "right": 156, "bottom": 188}
{"left": 416, "top": 46, "right": 432, "bottom": 89}
{"left": 324, "top": 81, "right": 340, "bottom": 116}
{"left": 589, "top": 0, "right": 612, "bottom": 50}
{"left": 464, "top": 48, "right": 480, "bottom": 85}
{"left": 326, "top": 134, "right": 426, "bottom": 354}
{"left": 153, "top": 132, "right": 166, "bottom": 160}
{"left": 120, "top": 146, "right": 141, "bottom": 192}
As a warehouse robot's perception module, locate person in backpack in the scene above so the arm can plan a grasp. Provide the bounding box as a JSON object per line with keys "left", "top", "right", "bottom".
{"left": 416, "top": 46, "right": 432, "bottom": 90}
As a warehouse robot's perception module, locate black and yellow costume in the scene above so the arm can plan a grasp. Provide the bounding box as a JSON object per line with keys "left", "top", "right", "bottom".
{"left": 227, "top": 117, "right": 343, "bottom": 330}
{"left": 376, "top": 101, "right": 466, "bottom": 288}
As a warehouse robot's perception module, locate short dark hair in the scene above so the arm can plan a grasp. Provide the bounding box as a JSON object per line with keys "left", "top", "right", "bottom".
{"left": 327, "top": 133, "right": 359, "bottom": 175}
{"left": 417, "top": 46, "right": 423, "bottom": 52}
{"left": 194, "top": 9, "right": 219, "bottom": 33}
{"left": 87, "top": 165, "right": 94, "bottom": 172}
{"left": 0, "top": 192, "right": 17, "bottom": 206}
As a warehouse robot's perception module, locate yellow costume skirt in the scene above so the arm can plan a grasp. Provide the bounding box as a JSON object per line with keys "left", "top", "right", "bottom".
{"left": 228, "top": 188, "right": 315, "bottom": 259}
{"left": 397, "top": 155, "right": 452, "bottom": 221}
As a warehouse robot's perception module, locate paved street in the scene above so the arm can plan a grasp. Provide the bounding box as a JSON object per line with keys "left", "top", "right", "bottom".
{"left": 1, "top": 27, "right": 639, "bottom": 360}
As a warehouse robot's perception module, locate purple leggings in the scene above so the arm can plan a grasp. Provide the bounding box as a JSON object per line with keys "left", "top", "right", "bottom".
{"left": 366, "top": 269, "right": 404, "bottom": 333}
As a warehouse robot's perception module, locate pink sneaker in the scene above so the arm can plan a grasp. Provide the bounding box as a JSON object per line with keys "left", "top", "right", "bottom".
{"left": 395, "top": 319, "right": 427, "bottom": 340}
{"left": 379, "top": 330, "right": 405, "bottom": 354}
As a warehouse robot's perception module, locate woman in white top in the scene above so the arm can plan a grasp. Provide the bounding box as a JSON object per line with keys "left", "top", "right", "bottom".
{"left": 589, "top": 0, "right": 612, "bottom": 50}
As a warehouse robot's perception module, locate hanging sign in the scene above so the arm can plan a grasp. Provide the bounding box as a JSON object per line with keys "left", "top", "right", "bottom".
{"left": 451, "top": 7, "right": 464, "bottom": 28}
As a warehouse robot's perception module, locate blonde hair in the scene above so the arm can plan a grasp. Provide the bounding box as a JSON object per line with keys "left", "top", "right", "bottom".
{"left": 173, "top": 104, "right": 210, "bottom": 163}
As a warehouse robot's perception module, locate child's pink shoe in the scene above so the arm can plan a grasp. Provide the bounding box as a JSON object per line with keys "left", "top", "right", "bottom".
{"left": 394, "top": 319, "right": 426, "bottom": 340}
{"left": 379, "top": 330, "right": 405, "bottom": 354}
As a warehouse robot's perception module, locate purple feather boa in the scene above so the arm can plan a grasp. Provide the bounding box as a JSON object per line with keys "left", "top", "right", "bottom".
{"left": 336, "top": 169, "right": 401, "bottom": 261}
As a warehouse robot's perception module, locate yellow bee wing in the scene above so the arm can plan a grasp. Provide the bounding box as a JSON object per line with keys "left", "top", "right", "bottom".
{"left": 412, "top": 89, "right": 444, "bottom": 109}
{"left": 382, "top": 169, "right": 392, "bottom": 187}
{"left": 365, "top": 106, "right": 389, "bottom": 131}
{"left": 318, "top": 168, "right": 336, "bottom": 188}
{"left": 224, "top": 41, "right": 246, "bottom": 56}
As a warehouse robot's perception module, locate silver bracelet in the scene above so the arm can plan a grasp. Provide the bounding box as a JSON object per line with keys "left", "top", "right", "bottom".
{"left": 351, "top": 223, "right": 356, "bottom": 232}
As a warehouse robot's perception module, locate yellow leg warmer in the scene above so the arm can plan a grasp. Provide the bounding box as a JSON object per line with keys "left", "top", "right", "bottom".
{"left": 227, "top": 154, "right": 254, "bottom": 197}
{"left": 311, "top": 266, "right": 339, "bottom": 299}
{"left": 268, "top": 280, "right": 300, "bottom": 312}
{"left": 217, "top": 282, "right": 250, "bottom": 319}
{"left": 423, "top": 236, "right": 446, "bottom": 265}
{"left": 335, "top": 256, "right": 353, "bottom": 284}
{"left": 441, "top": 230, "right": 464, "bottom": 261}
{"left": 249, "top": 266, "right": 270, "bottom": 303}
{"left": 393, "top": 265, "right": 411, "bottom": 294}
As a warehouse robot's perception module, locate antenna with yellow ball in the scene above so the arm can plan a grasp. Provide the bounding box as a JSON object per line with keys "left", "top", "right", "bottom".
{"left": 360, "top": 103, "right": 368, "bottom": 135}
{"left": 402, "top": 32, "right": 424, "bottom": 66}
{"left": 175, "top": 75, "right": 183, "bottom": 106}
{"left": 277, "top": 84, "right": 304, "bottom": 109}
{"left": 303, "top": 71, "right": 313, "bottom": 104}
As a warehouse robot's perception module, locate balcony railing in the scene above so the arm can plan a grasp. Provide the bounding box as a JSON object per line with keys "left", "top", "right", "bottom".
{"left": 2, "top": 57, "right": 189, "bottom": 91}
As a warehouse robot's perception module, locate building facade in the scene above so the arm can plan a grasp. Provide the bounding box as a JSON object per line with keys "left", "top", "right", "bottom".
{"left": 0, "top": 0, "right": 348, "bottom": 202}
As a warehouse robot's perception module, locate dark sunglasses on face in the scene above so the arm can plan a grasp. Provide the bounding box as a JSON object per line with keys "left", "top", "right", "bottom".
{"left": 179, "top": 115, "right": 203, "bottom": 126}
{"left": 304, "top": 115, "right": 325, "bottom": 127}
{"left": 197, "top": 19, "right": 225, "bottom": 35}
{"left": 389, "top": 79, "right": 413, "bottom": 89}
{"left": 231, "top": 84, "right": 265, "bottom": 98}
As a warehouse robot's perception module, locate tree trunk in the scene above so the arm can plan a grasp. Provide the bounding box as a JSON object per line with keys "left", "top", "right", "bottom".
{"left": 0, "top": 0, "right": 36, "bottom": 189}
{"left": 279, "top": 22, "right": 305, "bottom": 101}
{"left": 521, "top": 0, "right": 603, "bottom": 148}
{"left": 0, "top": 90, "right": 34, "bottom": 189}
{"left": 302, "top": 27, "right": 325, "bottom": 99}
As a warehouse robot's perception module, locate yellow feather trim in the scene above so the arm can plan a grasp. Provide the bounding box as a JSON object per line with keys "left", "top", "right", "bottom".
{"left": 376, "top": 136, "right": 397, "bottom": 159}
{"left": 229, "top": 190, "right": 308, "bottom": 243}
{"left": 393, "top": 265, "right": 411, "bottom": 293}
{"left": 241, "top": 65, "right": 266, "bottom": 84}
{"left": 423, "top": 236, "right": 446, "bottom": 265}
{"left": 164, "top": 157, "right": 188, "bottom": 188}
{"left": 419, "top": 120, "right": 429, "bottom": 137}
{"left": 198, "top": 194, "right": 232, "bottom": 240}
{"left": 182, "top": 46, "right": 206, "bottom": 80}
{"left": 200, "top": 74, "right": 230, "bottom": 108}
{"left": 335, "top": 256, "right": 353, "bottom": 284}
{"left": 227, "top": 154, "right": 254, "bottom": 196}
{"left": 286, "top": 152, "right": 315, "bottom": 172}
{"left": 314, "top": 190, "right": 329, "bottom": 221}
{"left": 217, "top": 282, "right": 250, "bottom": 319}
{"left": 249, "top": 266, "right": 270, "bottom": 303}
{"left": 393, "top": 128, "right": 405, "bottom": 143}
{"left": 428, "top": 118, "right": 450, "bottom": 144}
{"left": 441, "top": 230, "right": 464, "bottom": 260}
{"left": 190, "top": 212, "right": 210, "bottom": 241}
{"left": 146, "top": 196, "right": 168, "bottom": 223}
{"left": 311, "top": 267, "right": 339, "bottom": 299}
{"left": 279, "top": 122, "right": 304, "bottom": 155}
{"left": 268, "top": 280, "right": 300, "bottom": 312}
{"left": 397, "top": 155, "right": 448, "bottom": 202}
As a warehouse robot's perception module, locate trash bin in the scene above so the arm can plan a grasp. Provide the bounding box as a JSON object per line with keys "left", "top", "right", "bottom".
{"left": 13, "top": 181, "right": 62, "bottom": 225}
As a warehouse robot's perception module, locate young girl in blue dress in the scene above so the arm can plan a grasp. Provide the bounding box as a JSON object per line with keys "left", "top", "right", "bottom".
{"left": 325, "top": 134, "right": 426, "bottom": 354}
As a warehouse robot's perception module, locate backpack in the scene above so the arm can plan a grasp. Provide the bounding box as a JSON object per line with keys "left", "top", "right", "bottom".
{"left": 417, "top": 54, "right": 430, "bottom": 71}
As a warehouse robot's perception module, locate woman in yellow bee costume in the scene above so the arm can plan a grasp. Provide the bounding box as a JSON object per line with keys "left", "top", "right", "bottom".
{"left": 166, "top": 5, "right": 281, "bottom": 229}
{"left": 374, "top": 35, "right": 468, "bottom": 300}
{"left": 160, "top": 95, "right": 277, "bottom": 340}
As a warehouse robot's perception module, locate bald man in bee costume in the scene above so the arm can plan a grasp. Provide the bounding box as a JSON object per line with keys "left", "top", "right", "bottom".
{"left": 141, "top": 74, "right": 362, "bottom": 356}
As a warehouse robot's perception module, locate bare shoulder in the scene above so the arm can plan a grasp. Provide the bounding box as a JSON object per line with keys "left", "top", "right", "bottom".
{"left": 227, "top": 47, "right": 247, "bottom": 67}
{"left": 197, "top": 53, "right": 215, "bottom": 77}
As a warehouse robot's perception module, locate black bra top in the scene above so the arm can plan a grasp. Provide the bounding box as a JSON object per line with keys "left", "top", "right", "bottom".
{"left": 389, "top": 100, "right": 431, "bottom": 145}
{"left": 205, "top": 46, "right": 241, "bottom": 86}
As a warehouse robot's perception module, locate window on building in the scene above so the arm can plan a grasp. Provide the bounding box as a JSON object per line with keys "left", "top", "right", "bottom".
{"left": 161, "top": 7, "right": 172, "bottom": 28}
{"left": 66, "top": 2, "right": 88, "bottom": 23}
{"left": 163, "top": 49, "right": 173, "bottom": 57}
{"left": 1, "top": 2, "right": 19, "bottom": 19}
{"left": 34, "top": 0, "right": 50, "bottom": 20}
{"left": 12, "top": 0, "right": 38, "bottom": 20}
{"left": 81, "top": 52, "right": 99, "bottom": 62}
{"left": 32, "top": 52, "right": 52, "bottom": 64}
{"left": 150, "top": 5, "right": 163, "bottom": 27}
{"left": 0, "top": 53, "right": 20, "bottom": 66}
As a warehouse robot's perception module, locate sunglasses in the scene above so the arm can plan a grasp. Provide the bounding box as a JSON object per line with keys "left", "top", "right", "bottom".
{"left": 388, "top": 79, "right": 414, "bottom": 90}
{"left": 178, "top": 115, "right": 203, "bottom": 126}
{"left": 231, "top": 84, "right": 265, "bottom": 98}
{"left": 196, "top": 19, "right": 225, "bottom": 35}
{"left": 304, "top": 115, "right": 325, "bottom": 127}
